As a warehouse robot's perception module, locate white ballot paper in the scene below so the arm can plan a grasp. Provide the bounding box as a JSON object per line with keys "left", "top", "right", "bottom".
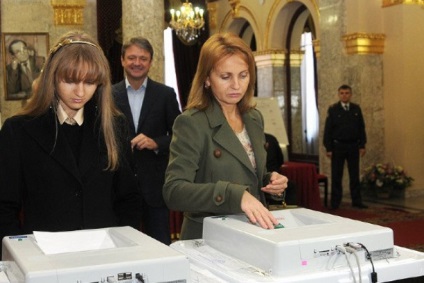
{"left": 33, "top": 229, "right": 116, "bottom": 255}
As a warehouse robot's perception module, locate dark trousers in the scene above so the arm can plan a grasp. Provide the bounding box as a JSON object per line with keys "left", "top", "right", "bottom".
{"left": 331, "top": 142, "right": 362, "bottom": 208}
{"left": 141, "top": 198, "right": 171, "bottom": 245}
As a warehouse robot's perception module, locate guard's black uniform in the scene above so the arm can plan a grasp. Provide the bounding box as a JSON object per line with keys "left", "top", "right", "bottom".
{"left": 323, "top": 102, "right": 367, "bottom": 208}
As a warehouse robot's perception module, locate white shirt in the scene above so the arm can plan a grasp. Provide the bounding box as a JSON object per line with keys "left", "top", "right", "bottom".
{"left": 342, "top": 103, "right": 350, "bottom": 110}
{"left": 57, "top": 103, "right": 84, "bottom": 126}
{"left": 125, "top": 77, "right": 147, "bottom": 131}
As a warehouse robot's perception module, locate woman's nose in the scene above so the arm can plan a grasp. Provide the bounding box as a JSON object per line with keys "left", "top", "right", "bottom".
{"left": 74, "top": 82, "right": 85, "bottom": 96}
{"left": 231, "top": 78, "right": 240, "bottom": 89}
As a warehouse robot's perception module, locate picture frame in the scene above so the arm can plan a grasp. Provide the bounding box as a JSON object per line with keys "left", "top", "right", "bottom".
{"left": 2, "top": 33, "right": 49, "bottom": 100}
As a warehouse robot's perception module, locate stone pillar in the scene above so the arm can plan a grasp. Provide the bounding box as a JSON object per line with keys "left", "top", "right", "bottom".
{"left": 254, "top": 49, "right": 289, "bottom": 160}
{"left": 254, "top": 49, "right": 287, "bottom": 123}
{"left": 318, "top": 0, "right": 385, "bottom": 189}
{"left": 289, "top": 50, "right": 304, "bottom": 155}
{"left": 254, "top": 50, "right": 286, "bottom": 97}
{"left": 122, "top": 0, "right": 165, "bottom": 82}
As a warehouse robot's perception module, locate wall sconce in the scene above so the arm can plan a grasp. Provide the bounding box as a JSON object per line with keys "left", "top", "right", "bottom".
{"left": 51, "top": 0, "right": 86, "bottom": 25}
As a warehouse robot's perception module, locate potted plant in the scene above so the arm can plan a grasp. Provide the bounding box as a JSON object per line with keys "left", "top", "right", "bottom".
{"left": 361, "top": 163, "right": 414, "bottom": 198}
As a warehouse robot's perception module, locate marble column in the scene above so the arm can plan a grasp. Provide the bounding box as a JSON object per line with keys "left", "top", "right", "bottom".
{"left": 254, "top": 50, "right": 286, "bottom": 115}
{"left": 289, "top": 51, "right": 303, "bottom": 155}
{"left": 254, "top": 50, "right": 286, "bottom": 98}
{"left": 254, "top": 50, "right": 288, "bottom": 130}
{"left": 254, "top": 50, "right": 289, "bottom": 160}
{"left": 122, "top": 0, "right": 165, "bottom": 82}
{"left": 318, "top": 0, "right": 385, "bottom": 190}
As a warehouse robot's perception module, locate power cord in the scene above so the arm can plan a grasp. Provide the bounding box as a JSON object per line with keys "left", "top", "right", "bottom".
{"left": 348, "top": 242, "right": 378, "bottom": 283}
{"left": 336, "top": 245, "right": 357, "bottom": 283}
{"left": 135, "top": 273, "right": 145, "bottom": 283}
{"left": 345, "top": 246, "right": 362, "bottom": 283}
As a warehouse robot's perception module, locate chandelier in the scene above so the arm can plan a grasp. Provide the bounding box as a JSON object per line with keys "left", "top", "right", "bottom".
{"left": 169, "top": 0, "right": 205, "bottom": 45}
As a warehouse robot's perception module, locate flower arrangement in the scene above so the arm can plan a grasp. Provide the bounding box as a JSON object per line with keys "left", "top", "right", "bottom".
{"left": 361, "top": 163, "right": 414, "bottom": 191}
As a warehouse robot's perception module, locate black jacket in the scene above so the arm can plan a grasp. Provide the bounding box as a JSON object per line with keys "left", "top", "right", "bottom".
{"left": 112, "top": 79, "right": 181, "bottom": 207}
{"left": 323, "top": 102, "right": 367, "bottom": 151}
{"left": 0, "top": 101, "right": 142, "bottom": 250}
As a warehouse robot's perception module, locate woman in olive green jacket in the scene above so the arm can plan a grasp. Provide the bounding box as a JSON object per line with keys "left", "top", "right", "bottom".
{"left": 163, "top": 33, "right": 288, "bottom": 240}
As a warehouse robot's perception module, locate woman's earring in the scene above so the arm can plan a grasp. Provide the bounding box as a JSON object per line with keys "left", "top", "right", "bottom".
{"left": 205, "top": 82, "right": 210, "bottom": 89}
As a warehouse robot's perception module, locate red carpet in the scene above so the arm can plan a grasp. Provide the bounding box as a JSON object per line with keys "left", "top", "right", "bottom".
{"left": 324, "top": 203, "right": 424, "bottom": 252}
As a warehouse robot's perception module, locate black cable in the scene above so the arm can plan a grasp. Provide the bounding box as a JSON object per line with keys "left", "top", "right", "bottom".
{"left": 135, "top": 273, "right": 145, "bottom": 283}
{"left": 357, "top": 243, "right": 378, "bottom": 283}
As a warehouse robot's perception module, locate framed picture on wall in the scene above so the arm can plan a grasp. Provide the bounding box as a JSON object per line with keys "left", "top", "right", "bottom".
{"left": 2, "top": 33, "right": 49, "bottom": 100}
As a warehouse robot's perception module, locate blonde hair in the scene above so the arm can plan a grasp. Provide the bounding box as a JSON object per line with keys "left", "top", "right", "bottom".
{"left": 186, "top": 32, "right": 256, "bottom": 113}
{"left": 20, "top": 30, "right": 121, "bottom": 170}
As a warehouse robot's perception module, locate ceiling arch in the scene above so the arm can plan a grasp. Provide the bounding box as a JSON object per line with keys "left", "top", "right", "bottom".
{"left": 266, "top": 0, "right": 320, "bottom": 50}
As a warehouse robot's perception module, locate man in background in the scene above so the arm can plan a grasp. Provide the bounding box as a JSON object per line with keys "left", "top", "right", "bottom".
{"left": 323, "top": 84, "right": 367, "bottom": 209}
{"left": 6, "top": 39, "right": 44, "bottom": 99}
{"left": 112, "top": 37, "right": 180, "bottom": 245}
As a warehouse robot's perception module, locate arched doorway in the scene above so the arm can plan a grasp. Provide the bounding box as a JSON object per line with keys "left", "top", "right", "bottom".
{"left": 285, "top": 3, "right": 319, "bottom": 163}
{"left": 262, "top": 1, "right": 319, "bottom": 164}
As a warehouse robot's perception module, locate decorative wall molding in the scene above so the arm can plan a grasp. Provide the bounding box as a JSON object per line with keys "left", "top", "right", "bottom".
{"left": 207, "top": 1, "right": 218, "bottom": 29}
{"left": 51, "top": 0, "right": 86, "bottom": 25}
{"left": 253, "top": 49, "right": 286, "bottom": 56}
{"left": 265, "top": 0, "right": 319, "bottom": 49}
{"left": 289, "top": 49, "right": 304, "bottom": 67}
{"left": 342, "top": 33, "right": 386, "bottom": 55}
{"left": 312, "top": 39, "right": 320, "bottom": 58}
{"left": 254, "top": 49, "right": 286, "bottom": 68}
{"left": 228, "top": 0, "right": 241, "bottom": 17}
{"left": 254, "top": 49, "right": 305, "bottom": 67}
{"left": 221, "top": 5, "right": 258, "bottom": 37}
{"left": 382, "top": 0, "right": 424, "bottom": 7}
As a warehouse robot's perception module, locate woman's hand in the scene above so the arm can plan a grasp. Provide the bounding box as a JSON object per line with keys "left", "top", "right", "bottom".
{"left": 261, "top": 171, "right": 288, "bottom": 197}
{"left": 241, "top": 191, "right": 278, "bottom": 229}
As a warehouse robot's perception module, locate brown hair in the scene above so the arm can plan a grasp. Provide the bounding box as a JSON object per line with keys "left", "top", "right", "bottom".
{"left": 20, "top": 30, "right": 121, "bottom": 170}
{"left": 121, "top": 36, "right": 154, "bottom": 60}
{"left": 185, "top": 32, "right": 256, "bottom": 113}
{"left": 338, "top": 84, "right": 352, "bottom": 92}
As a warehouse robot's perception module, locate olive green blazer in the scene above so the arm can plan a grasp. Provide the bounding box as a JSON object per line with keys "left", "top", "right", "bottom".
{"left": 163, "top": 100, "right": 271, "bottom": 240}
